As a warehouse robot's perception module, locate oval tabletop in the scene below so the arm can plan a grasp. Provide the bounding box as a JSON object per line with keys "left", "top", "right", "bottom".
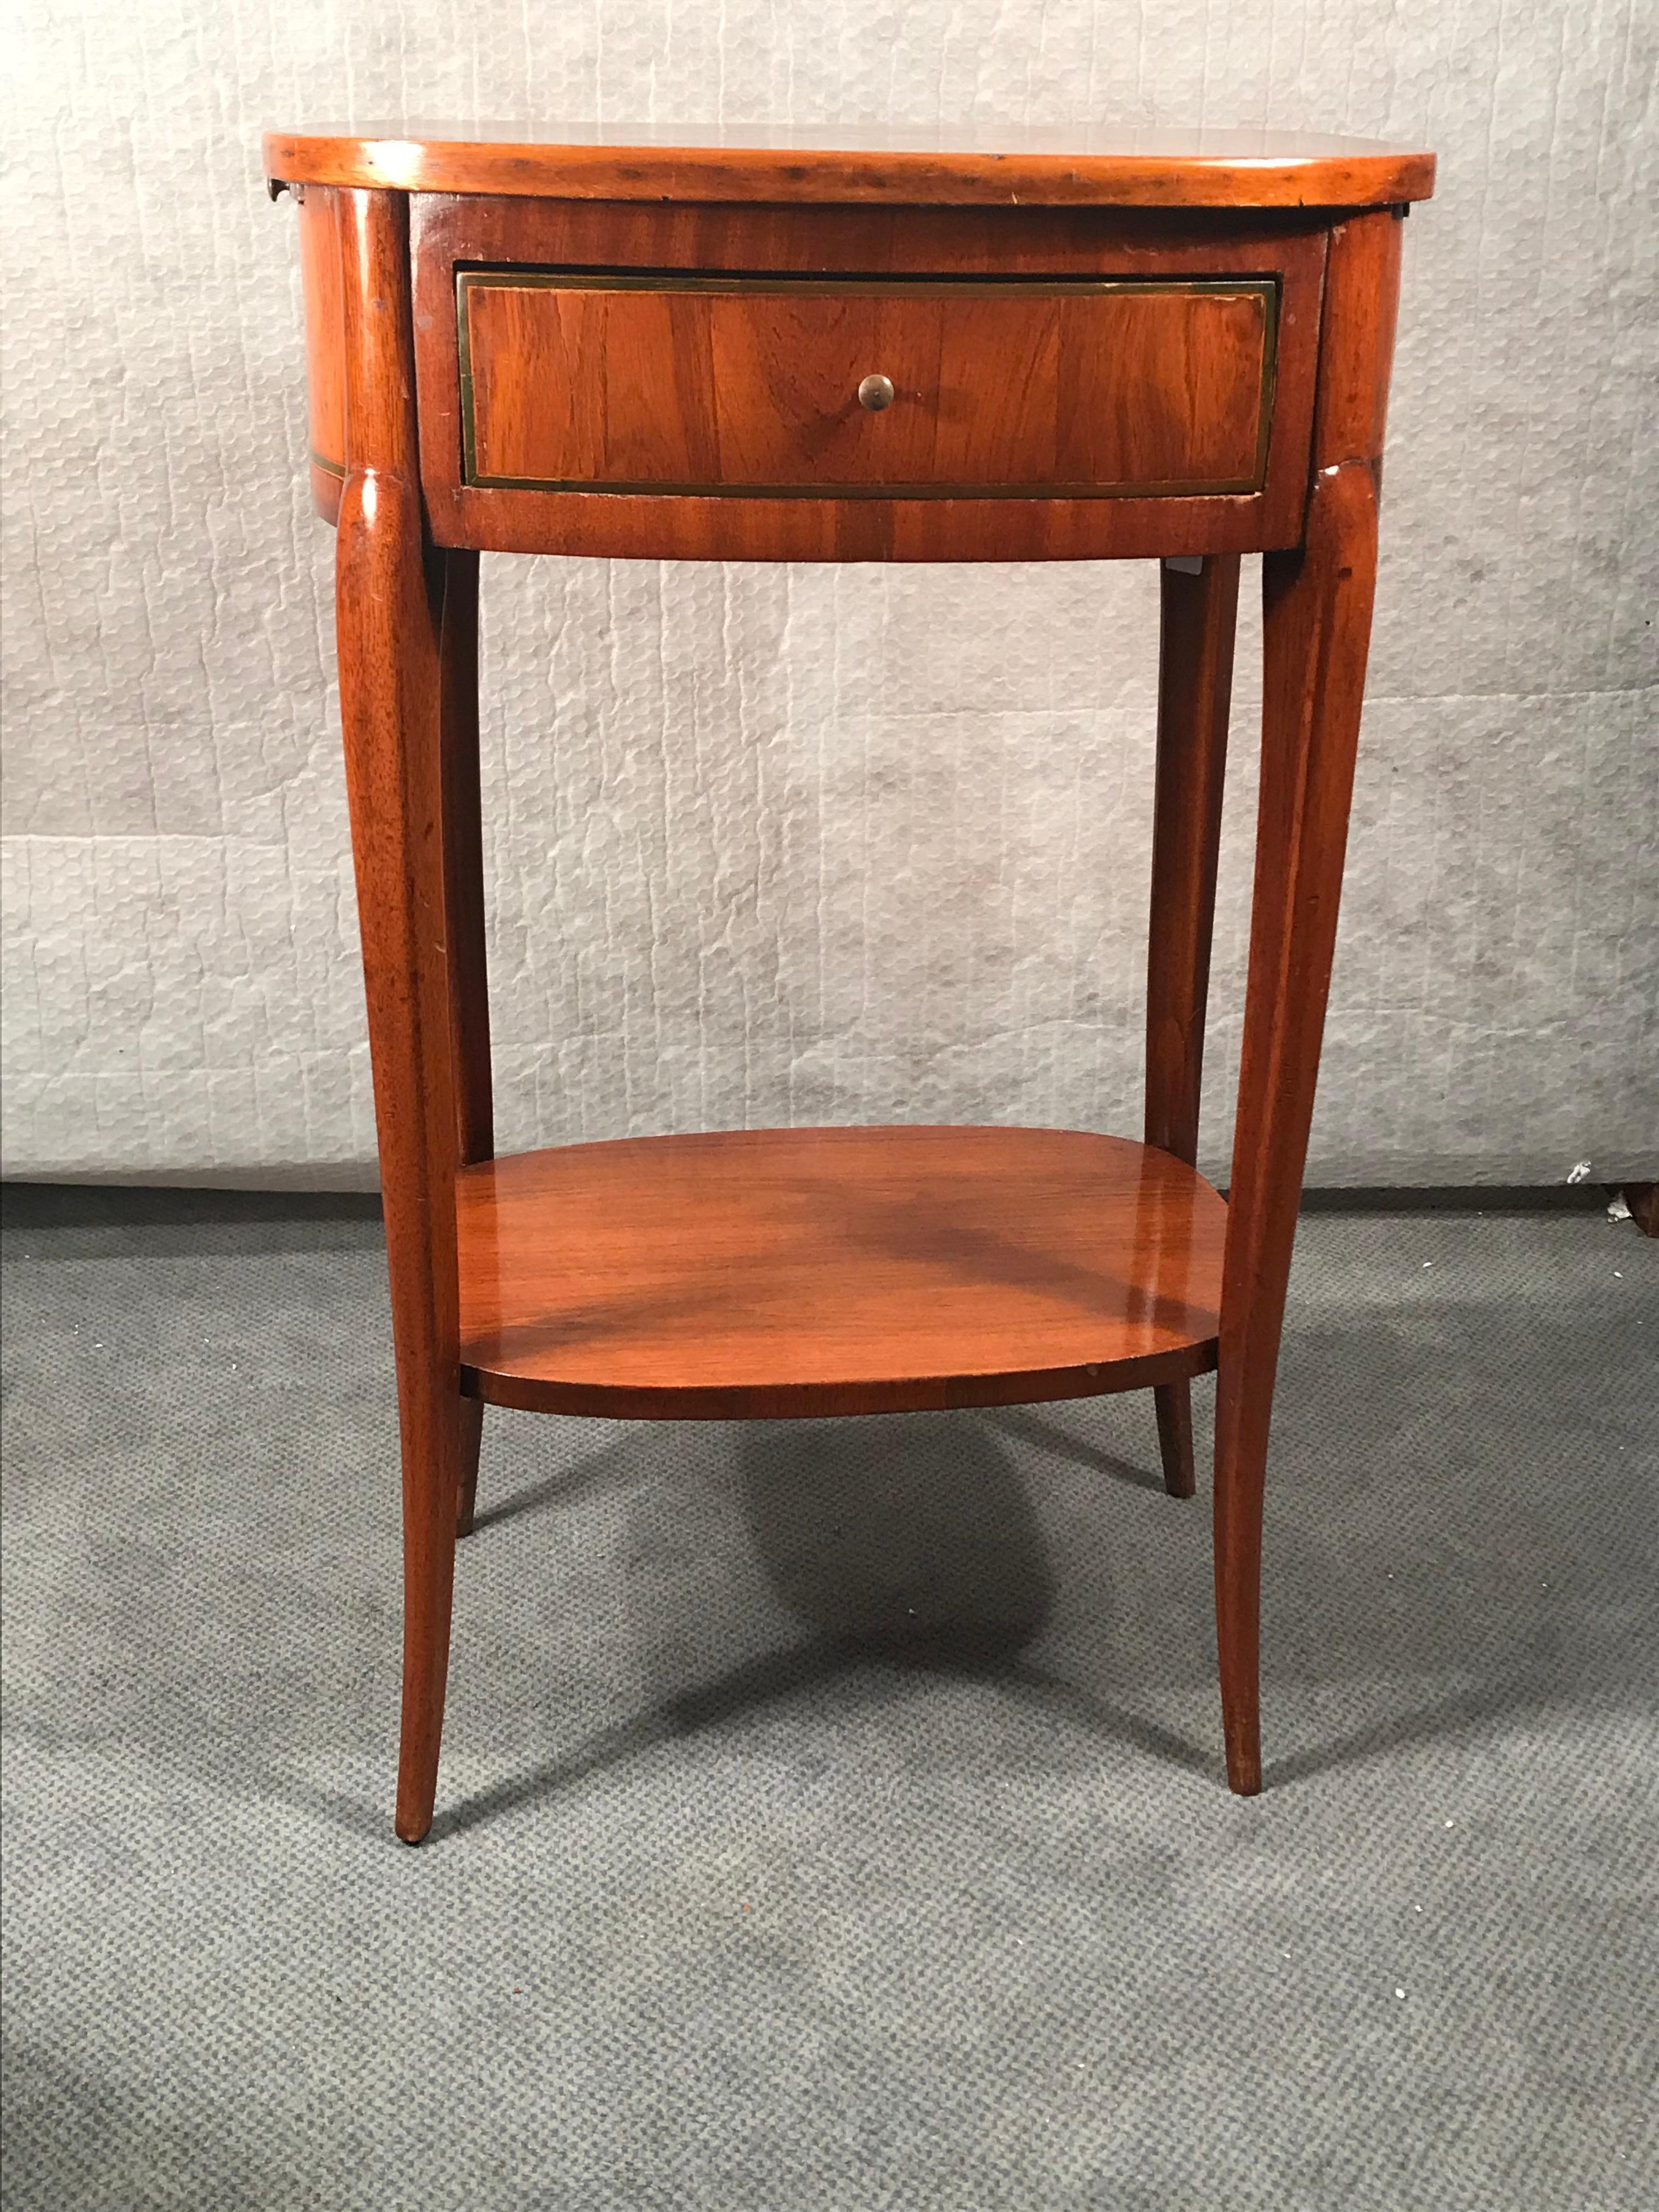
{"left": 263, "top": 123, "right": 1435, "bottom": 208}
{"left": 455, "top": 1124, "right": 1227, "bottom": 1420}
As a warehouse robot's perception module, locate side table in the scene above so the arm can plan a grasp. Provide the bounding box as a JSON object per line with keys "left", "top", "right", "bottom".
{"left": 264, "top": 125, "right": 1436, "bottom": 1841}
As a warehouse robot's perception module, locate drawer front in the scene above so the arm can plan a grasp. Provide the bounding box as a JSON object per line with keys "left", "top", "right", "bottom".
{"left": 458, "top": 273, "right": 1277, "bottom": 499}
{"left": 411, "top": 198, "right": 1327, "bottom": 560}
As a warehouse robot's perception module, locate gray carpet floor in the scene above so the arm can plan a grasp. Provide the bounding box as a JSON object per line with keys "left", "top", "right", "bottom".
{"left": 1, "top": 1187, "right": 1655, "bottom": 2210}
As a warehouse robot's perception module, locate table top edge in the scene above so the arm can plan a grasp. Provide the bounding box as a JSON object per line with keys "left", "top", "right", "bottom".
{"left": 262, "top": 127, "right": 1436, "bottom": 207}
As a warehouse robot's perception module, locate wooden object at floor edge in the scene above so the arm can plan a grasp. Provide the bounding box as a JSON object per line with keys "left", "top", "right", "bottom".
{"left": 1147, "top": 551, "right": 1239, "bottom": 1500}
{"left": 268, "top": 127, "right": 1435, "bottom": 1838}
{"left": 334, "top": 190, "right": 466, "bottom": 1842}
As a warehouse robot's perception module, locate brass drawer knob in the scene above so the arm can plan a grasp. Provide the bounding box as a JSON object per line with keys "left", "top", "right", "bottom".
{"left": 857, "top": 373, "right": 896, "bottom": 412}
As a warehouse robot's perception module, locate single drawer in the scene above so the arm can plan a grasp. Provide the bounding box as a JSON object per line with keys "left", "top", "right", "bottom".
{"left": 457, "top": 272, "right": 1278, "bottom": 499}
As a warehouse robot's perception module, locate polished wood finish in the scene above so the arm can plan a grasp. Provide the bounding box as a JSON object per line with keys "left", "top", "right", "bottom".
{"left": 1147, "top": 553, "right": 1240, "bottom": 1498}
{"left": 436, "top": 549, "right": 492, "bottom": 1169}
{"left": 296, "top": 185, "right": 346, "bottom": 520}
{"left": 269, "top": 132, "right": 1431, "bottom": 1829}
{"left": 1147, "top": 557, "right": 1240, "bottom": 1168}
{"left": 454, "top": 1397, "right": 484, "bottom": 1542}
{"left": 456, "top": 1126, "right": 1225, "bottom": 1421}
{"left": 460, "top": 273, "right": 1274, "bottom": 498}
{"left": 1311, "top": 208, "right": 1404, "bottom": 468}
{"left": 264, "top": 123, "right": 1434, "bottom": 209}
{"left": 334, "top": 189, "right": 465, "bottom": 1843}
{"left": 435, "top": 545, "right": 491, "bottom": 1538}
{"left": 1212, "top": 213, "right": 1400, "bottom": 1795}
{"left": 1154, "top": 1385, "right": 1198, "bottom": 1505}
{"left": 410, "top": 196, "right": 1325, "bottom": 561}
{"left": 1214, "top": 458, "right": 1379, "bottom": 1795}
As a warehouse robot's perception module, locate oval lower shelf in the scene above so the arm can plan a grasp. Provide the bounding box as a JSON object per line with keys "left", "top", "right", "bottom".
{"left": 456, "top": 1125, "right": 1224, "bottom": 1420}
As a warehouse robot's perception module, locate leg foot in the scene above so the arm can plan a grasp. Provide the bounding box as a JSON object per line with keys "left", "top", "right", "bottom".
{"left": 394, "top": 1400, "right": 461, "bottom": 1844}
{"left": 456, "top": 1396, "right": 484, "bottom": 1537}
{"left": 1153, "top": 1381, "right": 1197, "bottom": 1498}
{"left": 1215, "top": 1454, "right": 1265, "bottom": 1795}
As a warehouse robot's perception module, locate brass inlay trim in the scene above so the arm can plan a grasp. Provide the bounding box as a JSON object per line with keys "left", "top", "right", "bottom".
{"left": 310, "top": 449, "right": 347, "bottom": 479}
{"left": 454, "top": 269, "right": 1280, "bottom": 501}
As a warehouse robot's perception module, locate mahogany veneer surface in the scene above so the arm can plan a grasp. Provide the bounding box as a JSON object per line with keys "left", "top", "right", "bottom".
{"left": 265, "top": 135, "right": 1435, "bottom": 1827}
{"left": 456, "top": 1125, "right": 1226, "bottom": 1419}
{"left": 409, "top": 198, "right": 1326, "bottom": 559}
{"left": 296, "top": 186, "right": 346, "bottom": 515}
{"left": 264, "top": 123, "right": 1435, "bottom": 207}
{"left": 460, "top": 273, "right": 1276, "bottom": 497}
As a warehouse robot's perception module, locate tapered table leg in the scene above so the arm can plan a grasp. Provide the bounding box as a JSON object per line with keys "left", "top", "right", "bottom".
{"left": 439, "top": 548, "right": 492, "bottom": 1167}
{"left": 1214, "top": 460, "right": 1379, "bottom": 1793}
{"left": 455, "top": 1397, "right": 484, "bottom": 1539}
{"left": 1146, "top": 554, "right": 1239, "bottom": 1498}
{"left": 336, "top": 189, "right": 464, "bottom": 1843}
{"left": 436, "top": 546, "right": 492, "bottom": 1538}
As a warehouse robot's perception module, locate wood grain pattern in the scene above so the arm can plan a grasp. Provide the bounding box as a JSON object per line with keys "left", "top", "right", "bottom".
{"left": 296, "top": 185, "right": 345, "bottom": 520}
{"left": 335, "top": 189, "right": 464, "bottom": 1845}
{"left": 437, "top": 548, "right": 492, "bottom": 1169}
{"left": 426, "top": 484, "right": 1278, "bottom": 563}
{"left": 460, "top": 275, "right": 1273, "bottom": 497}
{"left": 1208, "top": 208, "right": 1403, "bottom": 1794}
{"left": 268, "top": 140, "right": 1430, "bottom": 1816}
{"left": 263, "top": 123, "right": 1435, "bottom": 208}
{"left": 1146, "top": 552, "right": 1240, "bottom": 1499}
{"left": 1147, "top": 557, "right": 1241, "bottom": 1165}
{"left": 456, "top": 1126, "right": 1226, "bottom": 1421}
{"left": 1312, "top": 209, "right": 1405, "bottom": 470}
{"left": 436, "top": 546, "right": 490, "bottom": 1539}
{"left": 411, "top": 196, "right": 1327, "bottom": 560}
{"left": 1215, "top": 458, "right": 1381, "bottom": 1795}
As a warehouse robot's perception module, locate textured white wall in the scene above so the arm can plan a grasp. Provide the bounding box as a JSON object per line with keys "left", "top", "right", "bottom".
{"left": 3, "top": 1, "right": 1655, "bottom": 1187}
